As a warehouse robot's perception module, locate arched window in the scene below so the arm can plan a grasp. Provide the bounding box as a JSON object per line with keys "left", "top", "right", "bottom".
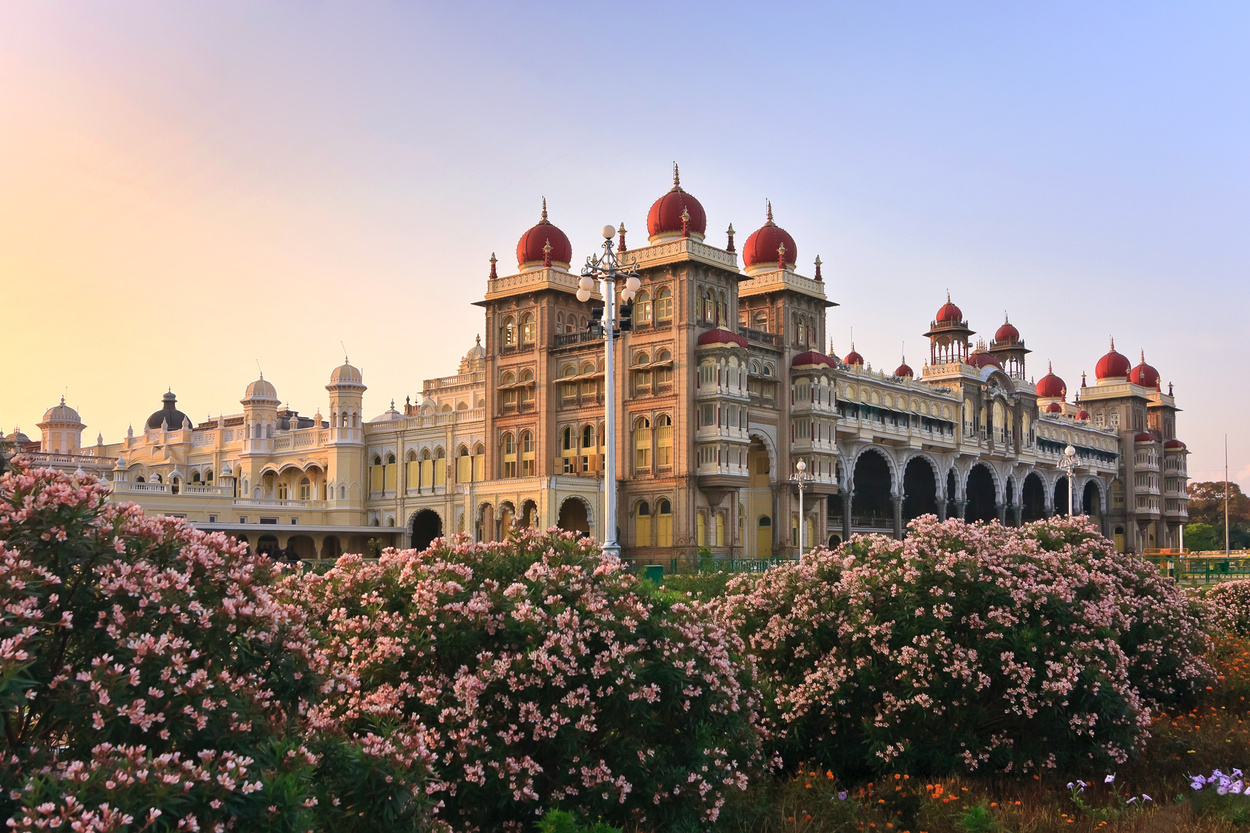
{"left": 520, "top": 312, "right": 535, "bottom": 345}
{"left": 696, "top": 510, "right": 707, "bottom": 547}
{"left": 502, "top": 432, "right": 517, "bottom": 478}
{"left": 657, "top": 499, "right": 673, "bottom": 547}
{"left": 634, "top": 417, "right": 652, "bottom": 470}
{"left": 636, "top": 290, "right": 652, "bottom": 324}
{"left": 339, "top": 484, "right": 346, "bottom": 499}
{"left": 655, "top": 350, "right": 673, "bottom": 388}
{"left": 635, "top": 501, "right": 651, "bottom": 546}
{"left": 277, "top": 481, "right": 289, "bottom": 500}
{"left": 562, "top": 426, "right": 575, "bottom": 451}
{"left": 519, "top": 369, "right": 535, "bottom": 406}
{"left": 582, "top": 424, "right": 595, "bottom": 449}
{"left": 457, "top": 445, "right": 472, "bottom": 483}
{"left": 299, "top": 477, "right": 311, "bottom": 501}
{"left": 556, "top": 311, "right": 565, "bottom": 333}
{"left": 655, "top": 287, "right": 673, "bottom": 322}
{"left": 473, "top": 442, "right": 486, "bottom": 481}
{"left": 634, "top": 352, "right": 652, "bottom": 396}
{"left": 370, "top": 454, "right": 384, "bottom": 492}
{"left": 435, "top": 446, "right": 447, "bottom": 487}
{"left": 204, "top": 469, "right": 213, "bottom": 484}
{"left": 715, "top": 511, "right": 726, "bottom": 547}
{"left": 503, "top": 316, "right": 517, "bottom": 347}
{"left": 753, "top": 311, "right": 768, "bottom": 331}
{"left": 501, "top": 372, "right": 518, "bottom": 409}
{"left": 385, "top": 453, "right": 397, "bottom": 491}
{"left": 655, "top": 414, "right": 673, "bottom": 467}
{"left": 520, "top": 431, "right": 535, "bottom": 477}
{"left": 191, "top": 471, "right": 201, "bottom": 484}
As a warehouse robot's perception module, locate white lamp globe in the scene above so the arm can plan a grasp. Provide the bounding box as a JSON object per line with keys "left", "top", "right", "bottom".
{"left": 576, "top": 288, "right": 591, "bottom": 302}
{"left": 602, "top": 224, "right": 617, "bottom": 239}
{"left": 578, "top": 275, "right": 595, "bottom": 292}
{"left": 625, "top": 276, "right": 641, "bottom": 292}
{"left": 796, "top": 459, "right": 806, "bottom": 473}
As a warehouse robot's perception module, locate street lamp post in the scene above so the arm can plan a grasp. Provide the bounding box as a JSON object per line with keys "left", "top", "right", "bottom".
{"left": 577, "top": 225, "right": 640, "bottom": 559}
{"left": 1062, "top": 445, "right": 1078, "bottom": 517}
{"left": 794, "top": 458, "right": 810, "bottom": 556}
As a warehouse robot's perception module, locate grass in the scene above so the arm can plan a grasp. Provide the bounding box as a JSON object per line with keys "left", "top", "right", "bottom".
{"left": 710, "top": 633, "right": 1250, "bottom": 833}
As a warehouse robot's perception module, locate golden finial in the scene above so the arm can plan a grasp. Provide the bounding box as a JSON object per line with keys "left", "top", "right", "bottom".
{"left": 673, "top": 161, "right": 680, "bottom": 187}
{"left": 766, "top": 200, "right": 774, "bottom": 223}
{"left": 541, "top": 197, "right": 548, "bottom": 222}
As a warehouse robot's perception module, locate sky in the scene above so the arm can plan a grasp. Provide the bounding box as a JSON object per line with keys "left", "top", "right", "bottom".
{"left": 2, "top": 2, "right": 1248, "bottom": 488}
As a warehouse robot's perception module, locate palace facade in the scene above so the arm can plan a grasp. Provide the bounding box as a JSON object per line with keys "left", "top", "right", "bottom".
{"left": 6, "top": 169, "right": 1189, "bottom": 560}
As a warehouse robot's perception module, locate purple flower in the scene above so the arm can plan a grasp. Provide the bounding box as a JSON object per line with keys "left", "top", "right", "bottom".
{"left": 1126, "top": 797, "right": 1137, "bottom": 805}
{"left": 837, "top": 791, "right": 848, "bottom": 801}
{"left": 1142, "top": 794, "right": 1152, "bottom": 802}
{"left": 1105, "top": 774, "right": 1116, "bottom": 784}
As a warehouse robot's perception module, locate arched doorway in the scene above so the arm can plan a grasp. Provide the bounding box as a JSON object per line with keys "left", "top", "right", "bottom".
{"left": 1021, "top": 472, "right": 1045, "bottom": 522}
{"left": 1054, "top": 477, "right": 1071, "bottom": 517}
{"left": 498, "top": 503, "right": 516, "bottom": 539}
{"left": 521, "top": 499, "right": 539, "bottom": 529}
{"left": 827, "top": 533, "right": 842, "bottom": 548}
{"left": 965, "top": 465, "right": 997, "bottom": 523}
{"left": 411, "top": 509, "right": 442, "bottom": 551}
{"left": 477, "top": 503, "right": 494, "bottom": 543}
{"left": 322, "top": 535, "right": 342, "bottom": 560}
{"left": 852, "top": 450, "right": 893, "bottom": 527}
{"left": 902, "top": 457, "right": 938, "bottom": 522}
{"left": 257, "top": 535, "right": 280, "bottom": 557}
{"left": 557, "top": 498, "right": 589, "bottom": 536}
{"left": 756, "top": 516, "right": 772, "bottom": 558}
{"left": 1082, "top": 481, "right": 1102, "bottom": 519}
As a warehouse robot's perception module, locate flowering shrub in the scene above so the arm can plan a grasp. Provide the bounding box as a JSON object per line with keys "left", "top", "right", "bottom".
{"left": 714, "top": 515, "right": 1213, "bottom": 777}
{"left": 296, "top": 527, "right": 762, "bottom": 832}
{"left": 0, "top": 462, "right": 442, "bottom": 831}
{"left": 1202, "top": 579, "right": 1250, "bottom": 636}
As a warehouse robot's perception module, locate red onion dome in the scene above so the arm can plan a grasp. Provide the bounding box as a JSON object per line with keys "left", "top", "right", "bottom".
{"left": 894, "top": 361, "right": 914, "bottom": 379}
{"left": 791, "top": 350, "right": 835, "bottom": 368}
{"left": 1134, "top": 432, "right": 1156, "bottom": 443}
{"left": 935, "top": 292, "right": 963, "bottom": 324}
{"left": 1036, "top": 361, "right": 1067, "bottom": 399}
{"left": 742, "top": 201, "right": 797, "bottom": 269}
{"left": 647, "top": 163, "right": 707, "bottom": 239}
{"left": 516, "top": 198, "right": 573, "bottom": 268}
{"left": 1164, "top": 439, "right": 1187, "bottom": 450}
{"left": 1075, "top": 410, "right": 1090, "bottom": 421}
{"left": 968, "top": 352, "right": 1003, "bottom": 370}
{"left": 1129, "top": 350, "right": 1160, "bottom": 388}
{"left": 1045, "top": 402, "right": 1063, "bottom": 414}
{"left": 843, "top": 345, "right": 864, "bottom": 367}
{"left": 697, "top": 327, "right": 748, "bottom": 349}
{"left": 1095, "top": 338, "right": 1131, "bottom": 380}
{"left": 994, "top": 315, "right": 1020, "bottom": 343}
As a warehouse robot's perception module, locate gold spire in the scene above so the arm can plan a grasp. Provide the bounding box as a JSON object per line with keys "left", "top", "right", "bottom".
{"left": 540, "top": 197, "right": 548, "bottom": 222}
{"left": 673, "top": 161, "right": 680, "bottom": 188}
{"left": 766, "top": 199, "right": 774, "bottom": 224}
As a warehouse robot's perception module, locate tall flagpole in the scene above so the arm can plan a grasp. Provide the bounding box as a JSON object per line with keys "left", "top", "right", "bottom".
{"left": 1226, "top": 433, "right": 1231, "bottom": 557}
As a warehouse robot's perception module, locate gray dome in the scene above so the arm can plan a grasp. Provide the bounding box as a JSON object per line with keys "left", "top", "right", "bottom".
{"left": 146, "top": 392, "right": 190, "bottom": 431}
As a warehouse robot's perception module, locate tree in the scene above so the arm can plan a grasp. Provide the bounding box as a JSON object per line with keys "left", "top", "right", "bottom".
{"left": 1186, "top": 481, "right": 1250, "bottom": 551}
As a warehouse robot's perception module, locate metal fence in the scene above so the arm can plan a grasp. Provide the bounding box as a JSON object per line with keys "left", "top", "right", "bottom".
{"left": 1142, "top": 550, "right": 1250, "bottom": 584}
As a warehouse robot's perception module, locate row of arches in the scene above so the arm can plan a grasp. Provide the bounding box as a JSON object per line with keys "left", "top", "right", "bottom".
{"left": 408, "top": 497, "right": 594, "bottom": 551}
{"left": 845, "top": 448, "right": 1106, "bottom": 528}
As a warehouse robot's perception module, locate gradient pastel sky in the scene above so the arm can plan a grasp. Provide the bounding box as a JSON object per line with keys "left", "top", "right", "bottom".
{"left": 3, "top": 3, "right": 1248, "bottom": 487}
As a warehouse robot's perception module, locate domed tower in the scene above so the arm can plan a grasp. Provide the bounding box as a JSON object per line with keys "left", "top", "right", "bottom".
{"left": 741, "top": 201, "right": 798, "bottom": 278}
{"left": 326, "top": 360, "right": 366, "bottom": 445}
{"left": 240, "top": 374, "right": 280, "bottom": 455}
{"left": 647, "top": 163, "right": 707, "bottom": 243}
{"left": 37, "top": 397, "right": 85, "bottom": 454}
{"left": 987, "top": 314, "right": 1030, "bottom": 379}
{"left": 515, "top": 198, "right": 573, "bottom": 273}
{"left": 924, "top": 293, "right": 974, "bottom": 367}
{"left": 146, "top": 391, "right": 190, "bottom": 434}
{"left": 1035, "top": 361, "right": 1067, "bottom": 412}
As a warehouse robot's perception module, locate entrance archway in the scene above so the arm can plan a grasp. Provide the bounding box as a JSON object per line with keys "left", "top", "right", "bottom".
{"left": 1082, "top": 481, "right": 1102, "bottom": 519}
{"left": 411, "top": 509, "right": 442, "bottom": 551}
{"left": 322, "top": 535, "right": 342, "bottom": 560}
{"left": 902, "top": 456, "right": 938, "bottom": 522}
{"left": 851, "top": 450, "right": 893, "bottom": 526}
{"left": 1021, "top": 472, "right": 1045, "bottom": 521}
{"left": 557, "top": 498, "right": 589, "bottom": 536}
{"left": 965, "top": 465, "right": 997, "bottom": 523}
{"left": 1054, "top": 477, "right": 1071, "bottom": 517}
{"left": 257, "top": 535, "right": 280, "bottom": 557}
{"left": 521, "top": 499, "right": 539, "bottom": 529}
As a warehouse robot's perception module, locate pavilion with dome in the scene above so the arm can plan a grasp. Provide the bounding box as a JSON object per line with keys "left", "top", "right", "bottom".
{"left": 9, "top": 166, "right": 1188, "bottom": 558}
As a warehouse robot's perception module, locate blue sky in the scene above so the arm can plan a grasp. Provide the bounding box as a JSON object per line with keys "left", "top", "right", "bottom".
{"left": 2, "top": 2, "right": 1248, "bottom": 485}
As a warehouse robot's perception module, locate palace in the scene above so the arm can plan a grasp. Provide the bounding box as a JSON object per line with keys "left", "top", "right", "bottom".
{"left": 5, "top": 168, "right": 1189, "bottom": 560}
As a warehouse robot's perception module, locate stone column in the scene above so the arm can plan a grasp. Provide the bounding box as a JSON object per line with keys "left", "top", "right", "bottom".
{"left": 1012, "top": 505, "right": 1023, "bottom": 527}
{"left": 937, "top": 500, "right": 948, "bottom": 521}
{"left": 955, "top": 500, "right": 967, "bottom": 522}
{"left": 842, "top": 491, "right": 852, "bottom": 541}
{"left": 996, "top": 503, "right": 1007, "bottom": 524}
{"left": 892, "top": 494, "right": 903, "bottom": 539}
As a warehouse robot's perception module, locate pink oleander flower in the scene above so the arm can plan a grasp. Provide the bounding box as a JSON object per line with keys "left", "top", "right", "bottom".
{"left": 713, "top": 514, "right": 1213, "bottom": 778}
{"left": 292, "top": 526, "right": 763, "bottom": 832}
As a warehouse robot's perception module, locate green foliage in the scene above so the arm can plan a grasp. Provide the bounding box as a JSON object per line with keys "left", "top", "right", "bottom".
{"left": 955, "top": 803, "right": 999, "bottom": 833}
{"left": 662, "top": 569, "right": 743, "bottom": 601}
{"left": 1185, "top": 522, "right": 1223, "bottom": 552}
{"left": 535, "top": 808, "right": 622, "bottom": 833}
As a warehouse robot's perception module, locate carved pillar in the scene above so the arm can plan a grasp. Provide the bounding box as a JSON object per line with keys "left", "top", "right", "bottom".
{"left": 1012, "top": 505, "right": 1023, "bottom": 527}
{"left": 996, "top": 502, "right": 1007, "bottom": 524}
{"left": 937, "top": 500, "right": 948, "bottom": 521}
{"left": 842, "top": 491, "right": 852, "bottom": 541}
{"left": 892, "top": 494, "right": 903, "bottom": 539}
